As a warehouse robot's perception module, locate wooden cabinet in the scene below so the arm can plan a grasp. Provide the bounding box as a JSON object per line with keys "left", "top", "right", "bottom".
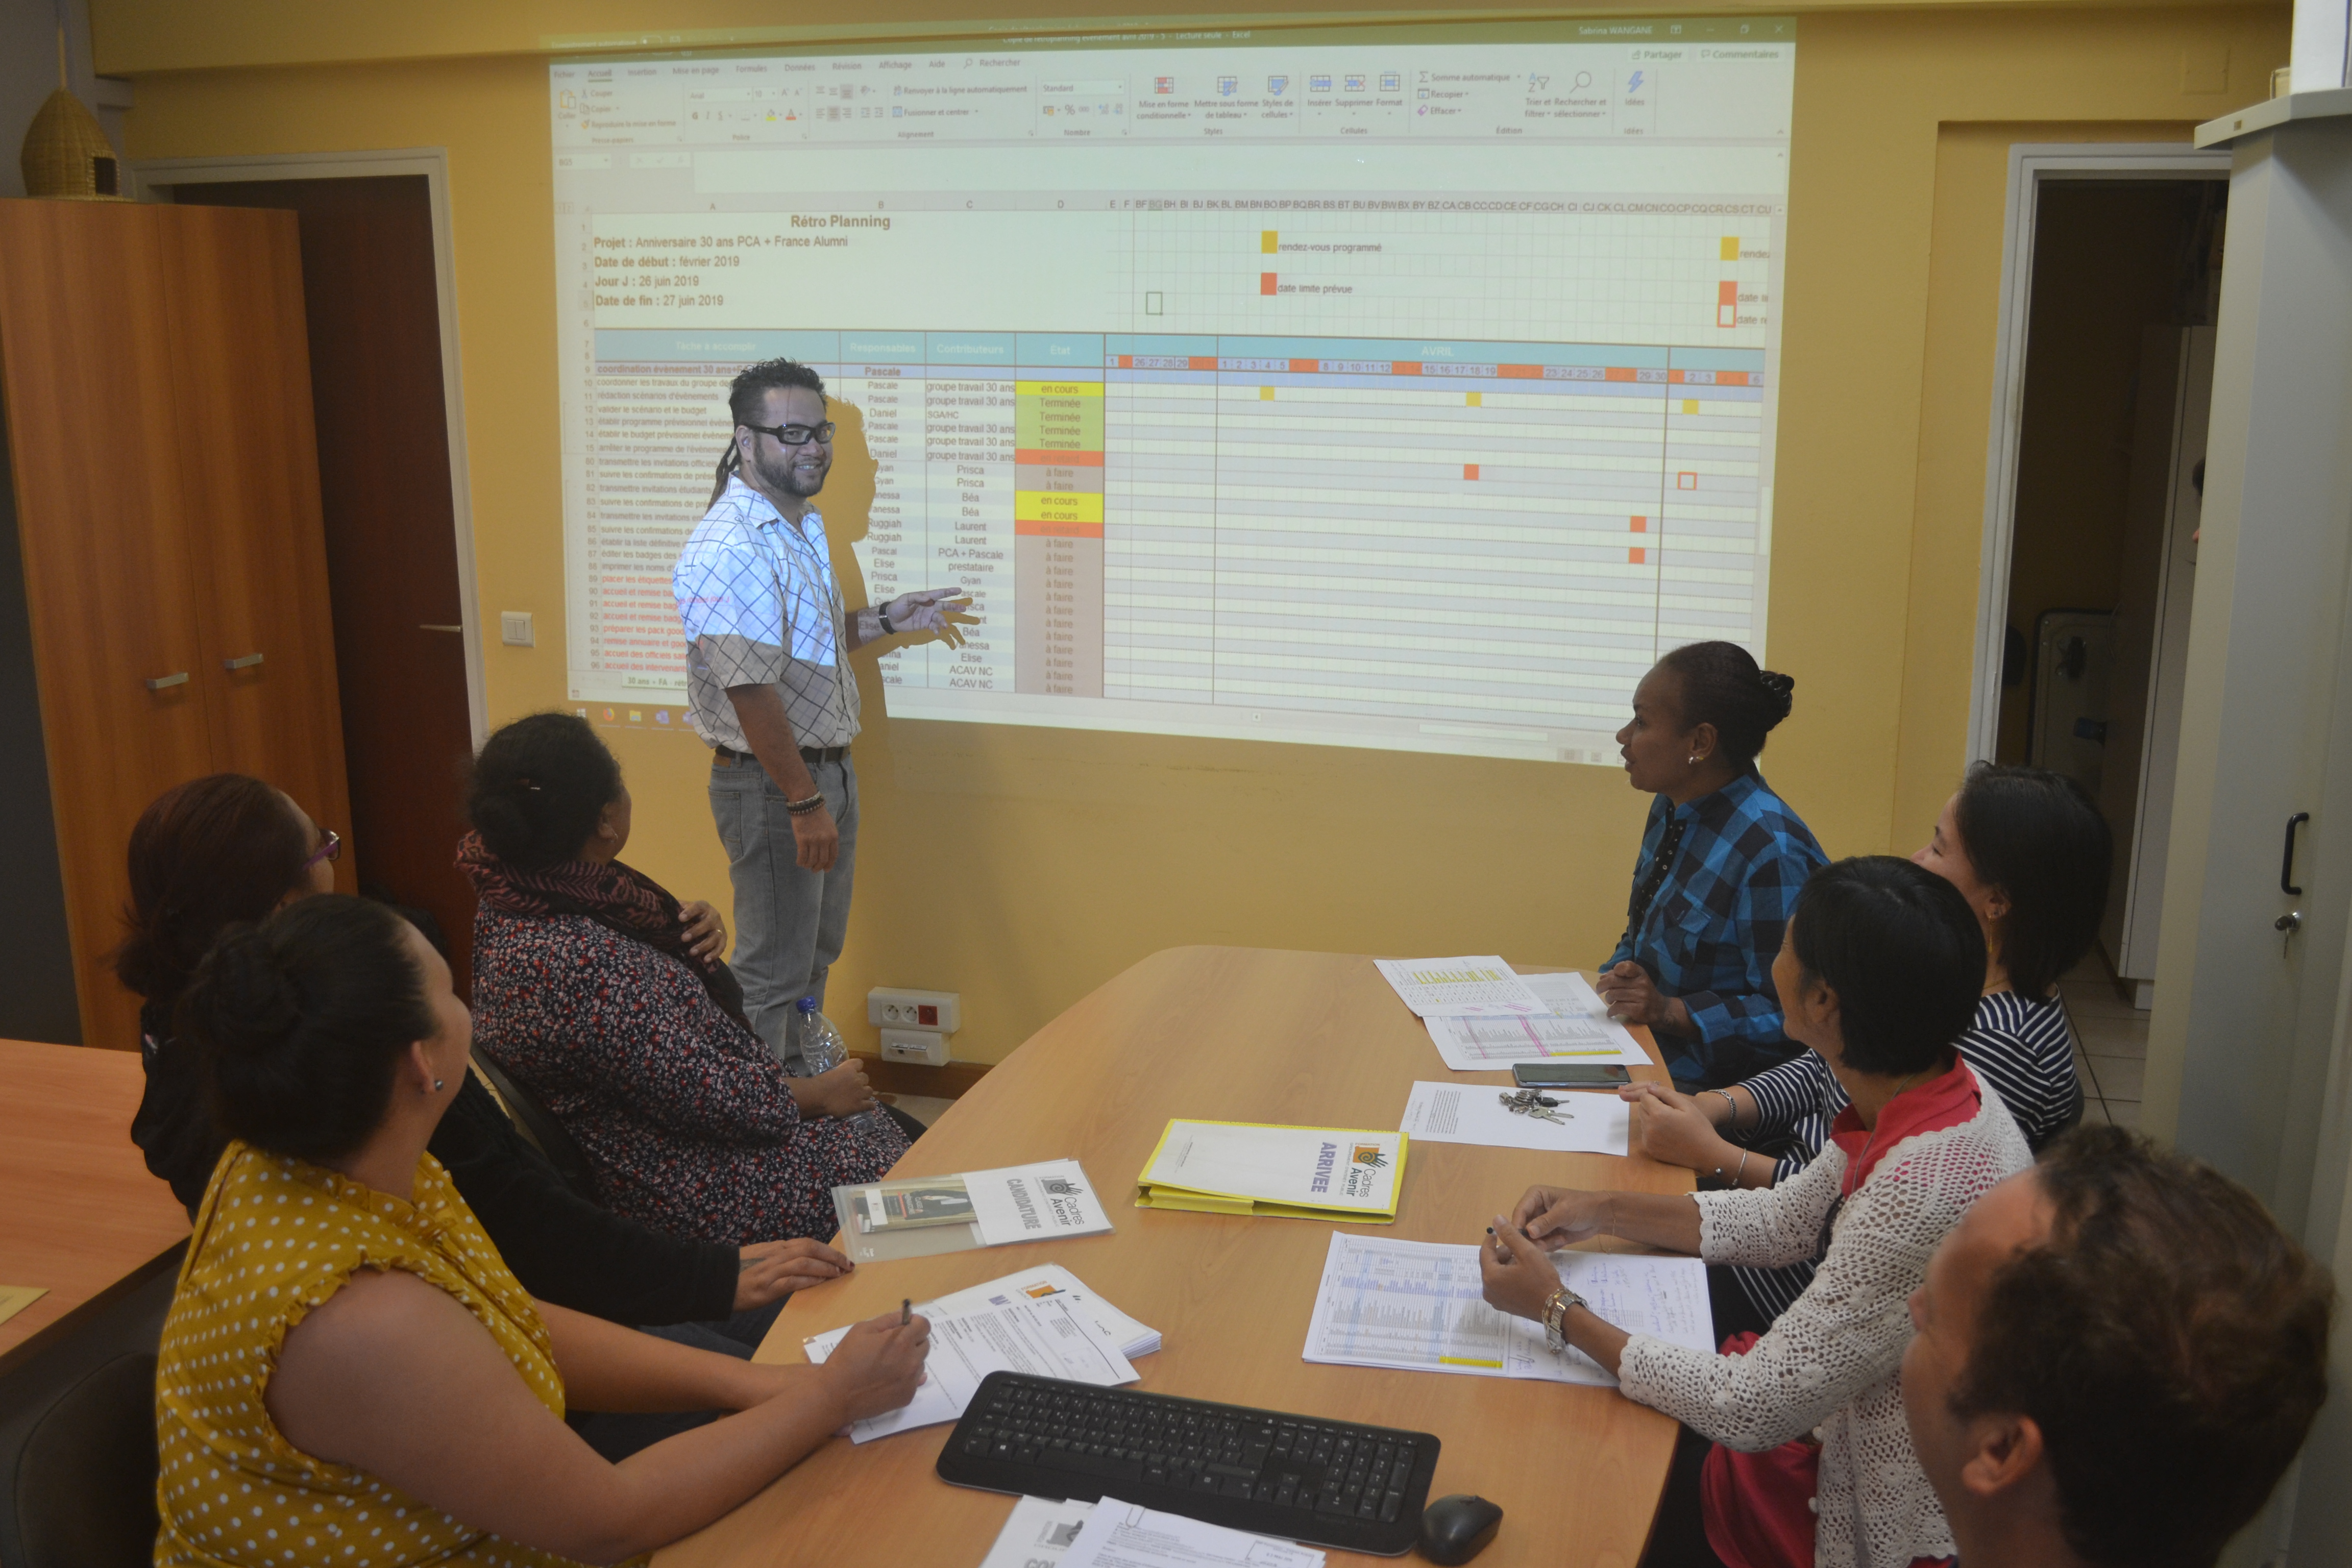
{"left": 0, "top": 198, "right": 352, "bottom": 1050}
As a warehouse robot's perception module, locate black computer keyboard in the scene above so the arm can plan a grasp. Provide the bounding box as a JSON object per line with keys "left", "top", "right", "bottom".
{"left": 936, "top": 1371, "right": 1440, "bottom": 1556}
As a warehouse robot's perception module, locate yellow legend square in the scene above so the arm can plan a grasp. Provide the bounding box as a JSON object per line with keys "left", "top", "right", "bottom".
{"left": 1260, "top": 386, "right": 1275, "bottom": 400}
{"left": 1720, "top": 236, "right": 1741, "bottom": 261}
{"left": 1466, "top": 391, "right": 1482, "bottom": 406}
{"left": 1683, "top": 399, "right": 1701, "bottom": 414}
{"left": 1261, "top": 230, "right": 1279, "bottom": 253}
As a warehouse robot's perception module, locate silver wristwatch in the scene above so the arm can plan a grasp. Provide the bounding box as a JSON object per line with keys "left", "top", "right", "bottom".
{"left": 1542, "top": 1285, "right": 1588, "bottom": 1351}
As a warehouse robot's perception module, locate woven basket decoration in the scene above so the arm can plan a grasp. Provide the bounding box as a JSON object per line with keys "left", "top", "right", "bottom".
{"left": 20, "top": 87, "right": 125, "bottom": 201}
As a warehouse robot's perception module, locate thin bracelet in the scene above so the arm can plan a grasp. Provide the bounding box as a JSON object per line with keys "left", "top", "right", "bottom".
{"left": 1710, "top": 1089, "right": 1738, "bottom": 1124}
{"left": 785, "top": 792, "right": 826, "bottom": 816}
{"left": 1734, "top": 1150, "right": 1751, "bottom": 1185}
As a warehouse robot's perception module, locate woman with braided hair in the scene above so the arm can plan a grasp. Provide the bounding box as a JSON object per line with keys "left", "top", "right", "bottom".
{"left": 462, "top": 712, "right": 912, "bottom": 1247}
{"left": 1597, "top": 641, "right": 1826, "bottom": 1091}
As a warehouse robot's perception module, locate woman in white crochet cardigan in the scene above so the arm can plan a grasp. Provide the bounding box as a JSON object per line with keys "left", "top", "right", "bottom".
{"left": 1480, "top": 856, "right": 2032, "bottom": 1568}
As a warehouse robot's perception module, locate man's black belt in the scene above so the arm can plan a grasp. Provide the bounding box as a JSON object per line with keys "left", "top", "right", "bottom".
{"left": 715, "top": 744, "right": 848, "bottom": 766}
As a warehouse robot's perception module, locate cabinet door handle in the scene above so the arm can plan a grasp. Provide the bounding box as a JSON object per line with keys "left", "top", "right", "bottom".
{"left": 224, "top": 652, "right": 264, "bottom": 670}
{"left": 144, "top": 672, "right": 189, "bottom": 691}
{"left": 2283, "top": 812, "right": 2311, "bottom": 896}
{"left": 419, "top": 624, "right": 463, "bottom": 633}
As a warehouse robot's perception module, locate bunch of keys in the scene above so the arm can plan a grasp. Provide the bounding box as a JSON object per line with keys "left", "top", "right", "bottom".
{"left": 1498, "top": 1088, "right": 1571, "bottom": 1123}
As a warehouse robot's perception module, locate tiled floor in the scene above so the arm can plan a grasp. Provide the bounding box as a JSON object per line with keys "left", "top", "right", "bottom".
{"left": 2059, "top": 951, "right": 2150, "bottom": 1131}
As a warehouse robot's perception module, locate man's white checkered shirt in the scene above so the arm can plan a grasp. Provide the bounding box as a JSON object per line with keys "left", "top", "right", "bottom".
{"left": 672, "top": 475, "right": 860, "bottom": 751}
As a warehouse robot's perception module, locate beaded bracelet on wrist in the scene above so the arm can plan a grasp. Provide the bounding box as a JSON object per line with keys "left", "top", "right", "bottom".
{"left": 785, "top": 792, "right": 827, "bottom": 816}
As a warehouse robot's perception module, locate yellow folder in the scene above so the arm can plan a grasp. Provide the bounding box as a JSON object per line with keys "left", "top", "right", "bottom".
{"left": 1134, "top": 1119, "right": 1408, "bottom": 1223}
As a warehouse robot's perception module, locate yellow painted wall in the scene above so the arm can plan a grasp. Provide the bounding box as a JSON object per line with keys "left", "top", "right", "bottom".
{"left": 107, "top": 4, "right": 2285, "bottom": 1064}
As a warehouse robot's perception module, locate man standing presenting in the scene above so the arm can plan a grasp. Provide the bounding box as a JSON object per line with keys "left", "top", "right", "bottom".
{"left": 674, "top": 358, "right": 972, "bottom": 1069}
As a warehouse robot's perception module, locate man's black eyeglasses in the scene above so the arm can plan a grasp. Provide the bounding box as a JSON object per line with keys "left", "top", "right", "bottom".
{"left": 743, "top": 421, "right": 835, "bottom": 447}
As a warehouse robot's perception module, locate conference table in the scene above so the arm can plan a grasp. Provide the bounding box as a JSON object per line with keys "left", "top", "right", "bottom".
{"left": 657, "top": 947, "right": 1692, "bottom": 1568}
{"left": 0, "top": 1038, "right": 191, "bottom": 1374}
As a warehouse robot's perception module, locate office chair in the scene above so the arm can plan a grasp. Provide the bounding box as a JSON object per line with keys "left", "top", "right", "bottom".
{"left": 471, "top": 1049, "right": 603, "bottom": 1205}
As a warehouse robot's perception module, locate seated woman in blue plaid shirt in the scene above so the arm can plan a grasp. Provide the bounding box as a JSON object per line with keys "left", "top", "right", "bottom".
{"left": 1596, "top": 641, "right": 1827, "bottom": 1091}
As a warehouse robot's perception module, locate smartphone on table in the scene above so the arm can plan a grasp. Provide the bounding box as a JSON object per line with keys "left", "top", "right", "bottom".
{"left": 1511, "top": 1062, "right": 1632, "bottom": 1089}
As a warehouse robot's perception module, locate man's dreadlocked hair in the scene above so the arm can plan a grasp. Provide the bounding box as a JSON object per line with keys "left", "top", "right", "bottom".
{"left": 709, "top": 358, "right": 828, "bottom": 505}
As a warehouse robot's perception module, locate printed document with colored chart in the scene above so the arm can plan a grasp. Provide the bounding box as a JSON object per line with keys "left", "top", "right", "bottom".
{"left": 1301, "top": 1233, "right": 1711, "bottom": 1386}
{"left": 1423, "top": 970, "right": 1652, "bottom": 1069}
{"left": 1374, "top": 956, "right": 1546, "bottom": 1018}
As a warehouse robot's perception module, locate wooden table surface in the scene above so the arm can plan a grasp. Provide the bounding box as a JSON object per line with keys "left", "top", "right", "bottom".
{"left": 657, "top": 948, "right": 1690, "bottom": 1568}
{"left": 0, "top": 1038, "right": 191, "bottom": 1371}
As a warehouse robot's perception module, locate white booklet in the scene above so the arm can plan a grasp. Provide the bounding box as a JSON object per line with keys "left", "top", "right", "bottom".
{"left": 1423, "top": 971, "right": 1651, "bottom": 1070}
{"left": 804, "top": 1266, "right": 1152, "bottom": 1442}
{"left": 1301, "top": 1233, "right": 1713, "bottom": 1387}
{"left": 1373, "top": 955, "right": 1546, "bottom": 1018}
{"left": 1399, "top": 1080, "right": 1632, "bottom": 1157}
{"left": 977, "top": 1496, "right": 1325, "bottom": 1568}
{"left": 834, "top": 1158, "right": 1113, "bottom": 1263}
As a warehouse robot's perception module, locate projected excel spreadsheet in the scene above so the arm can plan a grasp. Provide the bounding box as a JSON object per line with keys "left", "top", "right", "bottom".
{"left": 551, "top": 20, "right": 1794, "bottom": 763}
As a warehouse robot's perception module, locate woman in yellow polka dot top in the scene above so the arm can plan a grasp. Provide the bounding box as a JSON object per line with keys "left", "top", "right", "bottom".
{"left": 153, "top": 895, "right": 932, "bottom": 1567}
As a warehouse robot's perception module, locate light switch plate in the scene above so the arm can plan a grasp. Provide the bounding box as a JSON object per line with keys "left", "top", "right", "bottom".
{"left": 501, "top": 611, "right": 535, "bottom": 647}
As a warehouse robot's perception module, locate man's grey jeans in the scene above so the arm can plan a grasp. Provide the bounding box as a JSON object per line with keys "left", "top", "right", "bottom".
{"left": 708, "top": 749, "right": 856, "bottom": 1072}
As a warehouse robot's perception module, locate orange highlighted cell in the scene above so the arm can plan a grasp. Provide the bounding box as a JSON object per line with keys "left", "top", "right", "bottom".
{"left": 1289, "top": 357, "right": 1319, "bottom": 373}
{"left": 1392, "top": 361, "right": 1423, "bottom": 375}
{"left": 1630, "top": 547, "right": 1647, "bottom": 565}
{"left": 1016, "top": 448, "right": 1105, "bottom": 466}
{"left": 1717, "top": 280, "right": 1738, "bottom": 328}
{"left": 1631, "top": 516, "right": 1648, "bottom": 533}
{"left": 1677, "top": 472, "right": 1698, "bottom": 489}
{"left": 1463, "top": 463, "right": 1480, "bottom": 480}
{"left": 1260, "top": 273, "right": 1278, "bottom": 296}
{"left": 1189, "top": 356, "right": 1218, "bottom": 370}
{"left": 1499, "top": 363, "right": 1541, "bottom": 379}
{"left": 1014, "top": 520, "right": 1106, "bottom": 538}
{"left": 1604, "top": 366, "right": 1637, "bottom": 382}
{"left": 1719, "top": 371, "right": 1751, "bottom": 386}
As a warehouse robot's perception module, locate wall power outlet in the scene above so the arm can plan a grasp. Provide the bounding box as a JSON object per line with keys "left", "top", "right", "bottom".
{"left": 868, "top": 987, "right": 961, "bottom": 1033}
{"left": 879, "top": 1028, "right": 951, "bottom": 1065}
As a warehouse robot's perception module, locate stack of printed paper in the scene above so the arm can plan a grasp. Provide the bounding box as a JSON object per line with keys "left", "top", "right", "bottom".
{"left": 1135, "top": 1120, "right": 1407, "bottom": 1223}
{"left": 1373, "top": 955, "right": 1546, "bottom": 1017}
{"left": 1300, "top": 1233, "right": 1712, "bottom": 1387}
{"left": 804, "top": 1264, "right": 1159, "bottom": 1443}
{"left": 1422, "top": 970, "right": 1652, "bottom": 1071}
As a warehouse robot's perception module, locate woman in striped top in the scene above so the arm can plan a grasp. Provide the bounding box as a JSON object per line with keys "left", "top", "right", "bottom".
{"left": 1624, "top": 763, "right": 2111, "bottom": 1332}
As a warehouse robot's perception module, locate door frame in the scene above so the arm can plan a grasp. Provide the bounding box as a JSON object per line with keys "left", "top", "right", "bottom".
{"left": 129, "top": 148, "right": 487, "bottom": 748}
{"left": 1966, "top": 143, "right": 2232, "bottom": 763}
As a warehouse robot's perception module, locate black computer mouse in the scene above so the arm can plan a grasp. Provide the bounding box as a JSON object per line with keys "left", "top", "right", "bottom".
{"left": 1417, "top": 1493, "right": 1504, "bottom": 1564}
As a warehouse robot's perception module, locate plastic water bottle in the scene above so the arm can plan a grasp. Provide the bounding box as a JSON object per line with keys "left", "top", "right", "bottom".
{"left": 796, "top": 995, "right": 887, "bottom": 1133}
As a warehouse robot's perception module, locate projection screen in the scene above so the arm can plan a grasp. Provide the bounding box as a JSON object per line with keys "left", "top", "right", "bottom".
{"left": 551, "top": 19, "right": 1795, "bottom": 764}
